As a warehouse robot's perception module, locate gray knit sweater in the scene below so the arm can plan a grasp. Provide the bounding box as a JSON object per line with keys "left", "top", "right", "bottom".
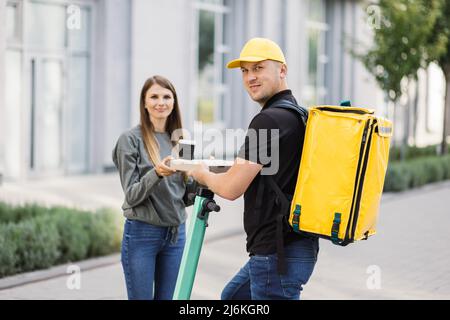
{"left": 112, "top": 125, "right": 190, "bottom": 228}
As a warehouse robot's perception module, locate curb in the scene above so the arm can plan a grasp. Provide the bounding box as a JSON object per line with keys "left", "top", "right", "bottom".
{"left": 0, "top": 253, "right": 121, "bottom": 291}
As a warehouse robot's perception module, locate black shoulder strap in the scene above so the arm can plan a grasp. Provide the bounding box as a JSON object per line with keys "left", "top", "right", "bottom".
{"left": 255, "top": 99, "right": 309, "bottom": 274}
{"left": 270, "top": 99, "right": 308, "bottom": 127}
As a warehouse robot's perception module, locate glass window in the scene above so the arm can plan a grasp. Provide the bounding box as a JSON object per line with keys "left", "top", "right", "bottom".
{"left": 308, "top": 28, "right": 319, "bottom": 88}
{"left": 305, "top": 0, "right": 328, "bottom": 106}
{"left": 199, "top": 0, "right": 223, "bottom": 4}
{"left": 37, "top": 59, "right": 64, "bottom": 171}
{"left": 6, "top": 2, "right": 20, "bottom": 41}
{"left": 68, "top": 7, "right": 91, "bottom": 52}
{"left": 197, "top": 10, "right": 216, "bottom": 123}
{"left": 27, "top": 2, "right": 66, "bottom": 49}
{"left": 4, "top": 50, "right": 22, "bottom": 177}
{"left": 67, "top": 56, "right": 89, "bottom": 172}
{"left": 196, "top": 1, "right": 228, "bottom": 125}
{"left": 309, "top": 0, "right": 325, "bottom": 22}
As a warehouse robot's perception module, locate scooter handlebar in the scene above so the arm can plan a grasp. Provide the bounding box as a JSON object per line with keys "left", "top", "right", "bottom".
{"left": 205, "top": 201, "right": 220, "bottom": 212}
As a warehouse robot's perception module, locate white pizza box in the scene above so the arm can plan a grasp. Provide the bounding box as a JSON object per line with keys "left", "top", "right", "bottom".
{"left": 169, "top": 159, "right": 233, "bottom": 173}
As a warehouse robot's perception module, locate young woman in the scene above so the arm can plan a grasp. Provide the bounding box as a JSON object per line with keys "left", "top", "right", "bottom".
{"left": 112, "top": 75, "right": 194, "bottom": 300}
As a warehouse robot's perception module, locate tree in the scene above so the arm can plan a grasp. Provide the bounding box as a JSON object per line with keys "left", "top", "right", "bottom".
{"left": 432, "top": 2, "right": 450, "bottom": 154}
{"left": 358, "top": 0, "right": 449, "bottom": 154}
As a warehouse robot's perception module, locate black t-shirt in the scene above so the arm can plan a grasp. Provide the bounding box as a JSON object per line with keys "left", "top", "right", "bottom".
{"left": 237, "top": 90, "right": 306, "bottom": 255}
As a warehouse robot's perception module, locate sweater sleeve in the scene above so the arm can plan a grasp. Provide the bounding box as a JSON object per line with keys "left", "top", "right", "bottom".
{"left": 112, "top": 133, "right": 162, "bottom": 207}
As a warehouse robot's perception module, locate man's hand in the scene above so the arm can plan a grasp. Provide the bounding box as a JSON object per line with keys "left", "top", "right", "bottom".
{"left": 186, "top": 158, "right": 262, "bottom": 200}
{"left": 187, "top": 161, "right": 209, "bottom": 185}
{"left": 155, "top": 156, "right": 177, "bottom": 177}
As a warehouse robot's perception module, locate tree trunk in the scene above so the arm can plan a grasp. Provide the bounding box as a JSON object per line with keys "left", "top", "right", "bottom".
{"left": 413, "top": 78, "right": 420, "bottom": 144}
{"left": 391, "top": 99, "right": 397, "bottom": 149}
{"left": 442, "top": 64, "right": 450, "bottom": 155}
{"left": 401, "top": 78, "right": 411, "bottom": 161}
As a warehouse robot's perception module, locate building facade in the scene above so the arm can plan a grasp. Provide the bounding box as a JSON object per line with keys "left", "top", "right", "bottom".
{"left": 0, "top": 0, "right": 445, "bottom": 181}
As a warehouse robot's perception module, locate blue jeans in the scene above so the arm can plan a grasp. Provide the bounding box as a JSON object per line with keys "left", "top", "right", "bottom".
{"left": 221, "top": 237, "right": 319, "bottom": 300}
{"left": 121, "top": 219, "right": 186, "bottom": 300}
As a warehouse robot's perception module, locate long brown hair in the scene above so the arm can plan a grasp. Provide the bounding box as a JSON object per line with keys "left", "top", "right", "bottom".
{"left": 139, "top": 75, "right": 183, "bottom": 165}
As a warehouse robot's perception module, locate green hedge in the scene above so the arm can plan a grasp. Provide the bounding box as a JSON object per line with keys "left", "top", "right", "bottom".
{"left": 389, "top": 143, "right": 450, "bottom": 162}
{"left": 0, "top": 205, "right": 122, "bottom": 278}
{"left": 384, "top": 154, "right": 450, "bottom": 192}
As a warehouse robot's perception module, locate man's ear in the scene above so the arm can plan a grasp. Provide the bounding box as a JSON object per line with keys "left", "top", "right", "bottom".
{"left": 280, "top": 63, "right": 288, "bottom": 79}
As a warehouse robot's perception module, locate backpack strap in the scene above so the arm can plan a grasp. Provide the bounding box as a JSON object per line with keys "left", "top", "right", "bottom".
{"left": 253, "top": 99, "right": 308, "bottom": 274}
{"left": 264, "top": 99, "right": 308, "bottom": 274}
{"left": 269, "top": 99, "right": 309, "bottom": 128}
{"left": 265, "top": 175, "right": 292, "bottom": 274}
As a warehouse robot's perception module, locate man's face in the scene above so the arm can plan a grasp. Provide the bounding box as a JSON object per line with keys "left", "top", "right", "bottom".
{"left": 240, "top": 60, "right": 286, "bottom": 105}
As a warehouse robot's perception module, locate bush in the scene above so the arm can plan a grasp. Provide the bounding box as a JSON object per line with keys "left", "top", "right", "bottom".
{"left": 0, "top": 203, "right": 49, "bottom": 224}
{"left": 49, "top": 207, "right": 91, "bottom": 264}
{"left": 85, "top": 208, "right": 122, "bottom": 258}
{"left": 440, "top": 155, "right": 450, "bottom": 179}
{"left": 0, "top": 203, "right": 122, "bottom": 278}
{"left": 0, "top": 224, "right": 18, "bottom": 277}
{"left": 407, "top": 160, "right": 428, "bottom": 188}
{"left": 384, "top": 155, "right": 450, "bottom": 192}
{"left": 384, "top": 163, "right": 410, "bottom": 192}
{"left": 9, "top": 215, "right": 61, "bottom": 273}
{"left": 0, "top": 202, "right": 13, "bottom": 224}
{"left": 389, "top": 144, "right": 443, "bottom": 162}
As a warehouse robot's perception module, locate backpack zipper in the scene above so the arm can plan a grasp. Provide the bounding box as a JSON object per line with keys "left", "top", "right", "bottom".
{"left": 343, "top": 120, "right": 371, "bottom": 243}
{"left": 349, "top": 121, "right": 375, "bottom": 241}
{"left": 318, "top": 107, "right": 372, "bottom": 115}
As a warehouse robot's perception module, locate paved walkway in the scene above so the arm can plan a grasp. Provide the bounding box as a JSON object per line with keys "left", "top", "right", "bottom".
{"left": 1, "top": 174, "right": 450, "bottom": 299}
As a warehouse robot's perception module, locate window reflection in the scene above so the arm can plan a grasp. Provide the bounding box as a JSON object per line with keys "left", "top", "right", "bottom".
{"left": 4, "top": 50, "right": 22, "bottom": 177}
{"left": 197, "top": 10, "right": 215, "bottom": 123}
{"left": 38, "top": 60, "right": 64, "bottom": 171}
{"left": 6, "top": 2, "right": 19, "bottom": 41}
{"left": 305, "top": 0, "right": 328, "bottom": 106}
{"left": 68, "top": 7, "right": 91, "bottom": 51}
{"left": 27, "top": 2, "right": 66, "bottom": 49}
{"left": 68, "top": 56, "right": 89, "bottom": 172}
{"left": 196, "top": 0, "right": 228, "bottom": 125}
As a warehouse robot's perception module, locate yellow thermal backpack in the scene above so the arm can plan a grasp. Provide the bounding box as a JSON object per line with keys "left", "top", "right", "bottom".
{"left": 268, "top": 100, "right": 392, "bottom": 246}
{"left": 260, "top": 100, "right": 392, "bottom": 273}
{"left": 286, "top": 100, "right": 393, "bottom": 245}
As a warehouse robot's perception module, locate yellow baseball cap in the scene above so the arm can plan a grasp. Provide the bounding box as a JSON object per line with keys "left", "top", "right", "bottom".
{"left": 226, "top": 38, "right": 286, "bottom": 69}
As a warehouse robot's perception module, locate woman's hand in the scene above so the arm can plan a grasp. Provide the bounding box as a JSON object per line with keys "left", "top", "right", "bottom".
{"left": 155, "top": 156, "right": 177, "bottom": 177}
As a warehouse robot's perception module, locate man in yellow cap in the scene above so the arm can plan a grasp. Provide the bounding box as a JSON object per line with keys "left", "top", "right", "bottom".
{"left": 188, "top": 38, "right": 319, "bottom": 300}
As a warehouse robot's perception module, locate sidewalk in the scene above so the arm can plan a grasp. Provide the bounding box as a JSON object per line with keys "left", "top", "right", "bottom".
{"left": 1, "top": 174, "right": 450, "bottom": 299}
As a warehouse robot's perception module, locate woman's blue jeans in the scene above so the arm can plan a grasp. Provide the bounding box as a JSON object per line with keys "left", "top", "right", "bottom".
{"left": 221, "top": 237, "right": 319, "bottom": 300}
{"left": 121, "top": 219, "right": 186, "bottom": 300}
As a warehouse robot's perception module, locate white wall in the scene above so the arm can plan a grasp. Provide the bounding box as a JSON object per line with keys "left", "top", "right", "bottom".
{"left": 0, "top": 0, "right": 5, "bottom": 179}
{"left": 130, "top": 0, "right": 195, "bottom": 131}
{"left": 0, "top": 0, "right": 23, "bottom": 180}
{"left": 101, "top": 0, "right": 131, "bottom": 168}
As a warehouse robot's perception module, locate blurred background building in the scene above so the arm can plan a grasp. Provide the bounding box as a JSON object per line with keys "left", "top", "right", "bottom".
{"left": 0, "top": 0, "right": 446, "bottom": 181}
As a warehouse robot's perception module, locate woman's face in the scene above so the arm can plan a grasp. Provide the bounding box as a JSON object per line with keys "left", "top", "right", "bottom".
{"left": 145, "top": 84, "right": 175, "bottom": 122}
